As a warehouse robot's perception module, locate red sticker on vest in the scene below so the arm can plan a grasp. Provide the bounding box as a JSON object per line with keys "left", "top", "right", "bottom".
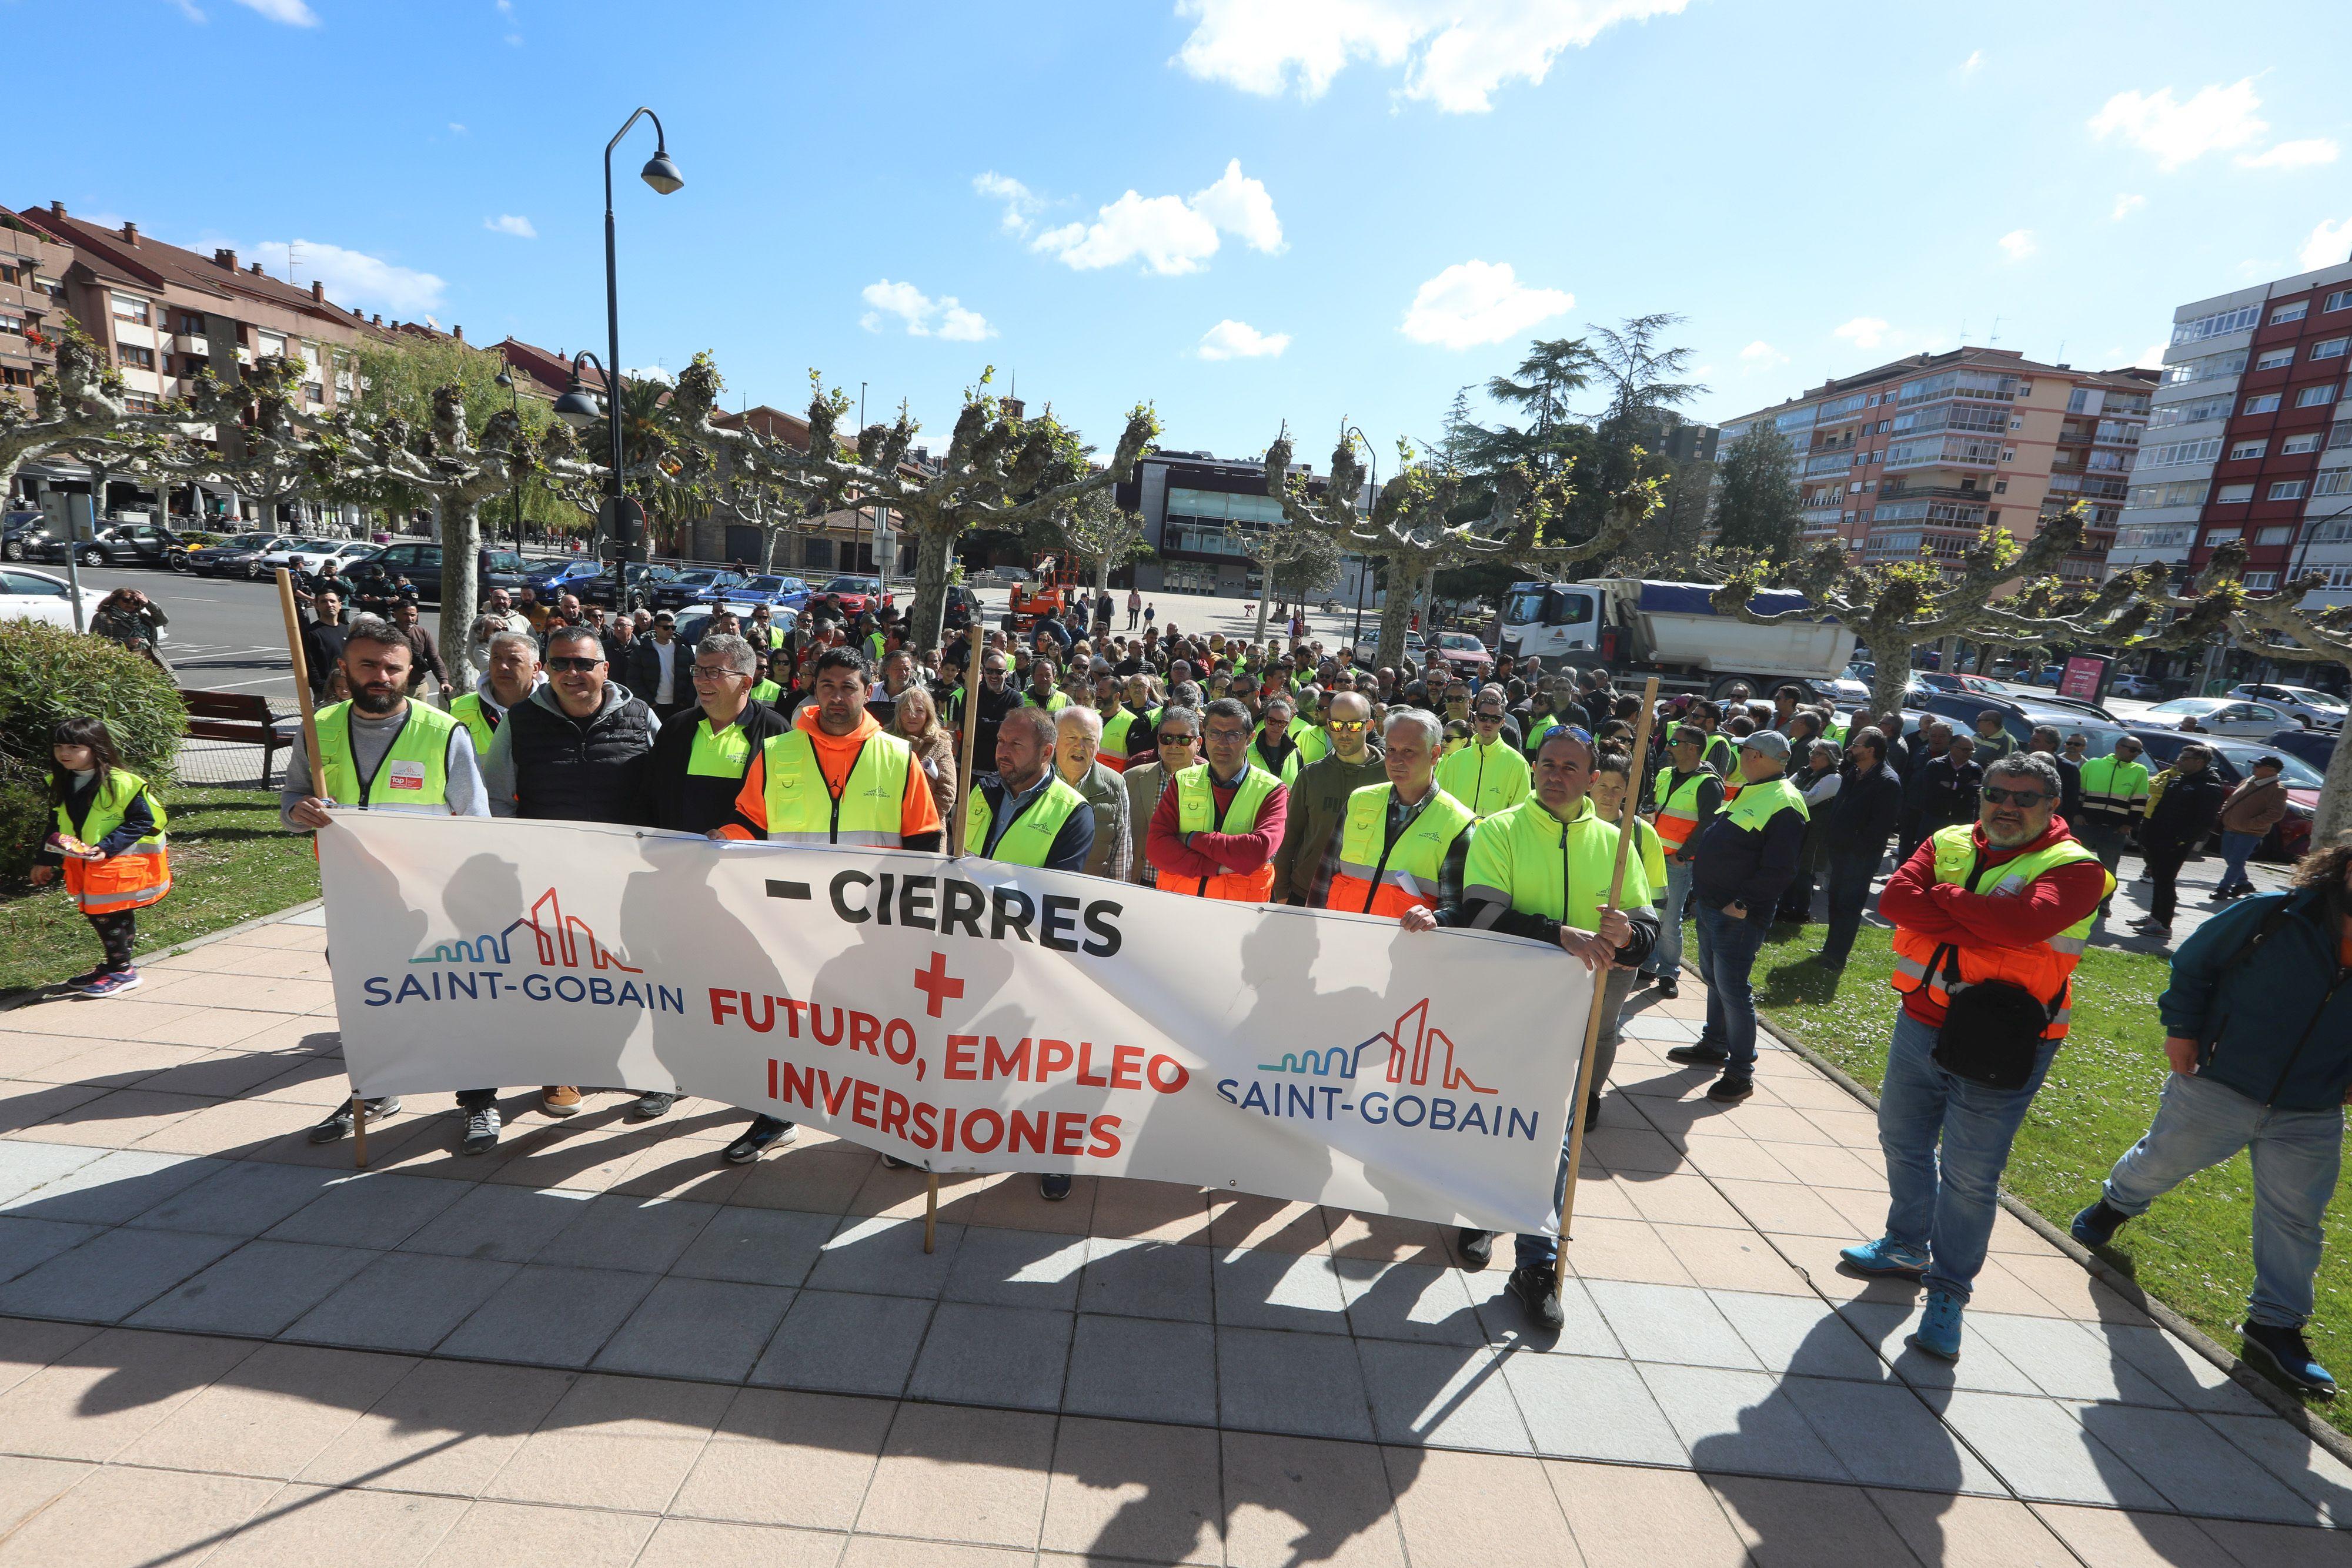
{"left": 386, "top": 760, "right": 426, "bottom": 791}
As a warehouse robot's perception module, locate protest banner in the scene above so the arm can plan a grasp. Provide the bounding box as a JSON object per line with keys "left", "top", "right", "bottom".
{"left": 318, "top": 813, "right": 1592, "bottom": 1235}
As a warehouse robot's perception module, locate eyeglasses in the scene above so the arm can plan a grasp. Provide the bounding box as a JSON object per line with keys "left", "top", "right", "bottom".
{"left": 546, "top": 657, "right": 604, "bottom": 673}
{"left": 1327, "top": 719, "right": 1368, "bottom": 733}
{"left": 1156, "top": 732, "right": 1199, "bottom": 746}
{"left": 690, "top": 666, "right": 742, "bottom": 681}
{"left": 1979, "top": 786, "right": 2050, "bottom": 807}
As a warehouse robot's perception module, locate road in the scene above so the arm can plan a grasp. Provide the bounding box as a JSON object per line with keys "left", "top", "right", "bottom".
{"left": 74, "top": 564, "right": 304, "bottom": 704}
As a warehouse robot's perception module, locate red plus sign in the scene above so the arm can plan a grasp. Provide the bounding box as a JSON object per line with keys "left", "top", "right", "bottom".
{"left": 913, "top": 951, "right": 964, "bottom": 1018}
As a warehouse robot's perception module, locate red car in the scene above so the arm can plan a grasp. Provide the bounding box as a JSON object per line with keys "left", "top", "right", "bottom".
{"left": 821, "top": 575, "right": 896, "bottom": 617}
{"left": 1427, "top": 631, "right": 1495, "bottom": 677}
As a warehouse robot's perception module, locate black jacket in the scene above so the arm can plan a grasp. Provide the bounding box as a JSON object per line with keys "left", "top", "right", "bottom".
{"left": 2042, "top": 752, "right": 2083, "bottom": 826}
{"left": 624, "top": 637, "right": 689, "bottom": 709}
{"left": 1690, "top": 779, "right": 1808, "bottom": 912}
{"left": 301, "top": 618, "right": 346, "bottom": 697}
{"left": 648, "top": 700, "right": 790, "bottom": 835}
{"left": 2141, "top": 766, "right": 2227, "bottom": 853}
{"left": 1916, "top": 756, "right": 1983, "bottom": 831}
{"left": 1895, "top": 732, "right": 1942, "bottom": 799}
{"left": 496, "top": 682, "right": 658, "bottom": 824}
{"left": 1826, "top": 761, "right": 1904, "bottom": 860}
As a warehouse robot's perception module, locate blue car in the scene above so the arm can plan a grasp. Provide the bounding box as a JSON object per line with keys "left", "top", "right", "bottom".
{"left": 707, "top": 574, "right": 811, "bottom": 613}
{"left": 653, "top": 567, "right": 743, "bottom": 610}
{"left": 523, "top": 557, "right": 605, "bottom": 596}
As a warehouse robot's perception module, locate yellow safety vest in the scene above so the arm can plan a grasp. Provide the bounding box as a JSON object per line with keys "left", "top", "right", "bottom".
{"left": 1249, "top": 726, "right": 1305, "bottom": 787}
{"left": 1889, "top": 825, "right": 2114, "bottom": 1039}
{"left": 757, "top": 727, "right": 914, "bottom": 847}
{"left": 689, "top": 717, "right": 757, "bottom": 780}
{"left": 1651, "top": 768, "right": 1710, "bottom": 852}
{"left": 1100, "top": 708, "right": 1141, "bottom": 773}
{"left": 1165, "top": 763, "right": 1281, "bottom": 900}
{"left": 446, "top": 691, "right": 497, "bottom": 758}
{"left": 965, "top": 773, "right": 1088, "bottom": 868}
{"left": 2079, "top": 754, "right": 2151, "bottom": 821}
{"left": 1327, "top": 782, "right": 1475, "bottom": 918}
{"left": 56, "top": 767, "right": 171, "bottom": 914}
{"left": 313, "top": 700, "right": 461, "bottom": 815}
{"left": 1025, "top": 687, "right": 1070, "bottom": 713}
{"left": 1720, "top": 774, "right": 1808, "bottom": 835}
{"left": 749, "top": 678, "right": 783, "bottom": 706}
{"left": 1464, "top": 796, "right": 1652, "bottom": 931}
{"left": 1434, "top": 736, "right": 1532, "bottom": 819}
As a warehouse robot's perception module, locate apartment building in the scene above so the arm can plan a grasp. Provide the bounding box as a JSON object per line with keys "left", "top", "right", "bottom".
{"left": 1113, "top": 449, "right": 1368, "bottom": 600}
{"left": 0, "top": 206, "right": 75, "bottom": 411}
{"left": 2106, "top": 256, "right": 2352, "bottom": 609}
{"left": 1718, "top": 348, "right": 2155, "bottom": 582}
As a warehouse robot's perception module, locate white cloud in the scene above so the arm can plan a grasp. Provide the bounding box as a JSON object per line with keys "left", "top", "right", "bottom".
{"left": 1031, "top": 159, "right": 1282, "bottom": 275}
{"left": 1738, "top": 340, "right": 1788, "bottom": 368}
{"left": 168, "top": 0, "right": 206, "bottom": 21}
{"left": 483, "top": 214, "right": 536, "bottom": 239}
{"left": 448, "top": 122, "right": 468, "bottom": 135}
{"left": 2239, "top": 137, "right": 2339, "bottom": 170}
{"left": 2089, "top": 79, "right": 2266, "bottom": 170}
{"left": 859, "top": 279, "right": 996, "bottom": 342}
{"left": 1197, "top": 319, "right": 1291, "bottom": 360}
{"left": 2301, "top": 218, "right": 2352, "bottom": 272}
{"left": 1173, "top": 0, "right": 1690, "bottom": 114}
{"left": 2112, "top": 192, "right": 2145, "bottom": 220}
{"left": 1399, "top": 260, "right": 1571, "bottom": 350}
{"left": 2135, "top": 342, "right": 2169, "bottom": 369}
{"left": 1997, "top": 228, "right": 2036, "bottom": 262}
{"left": 250, "top": 239, "right": 444, "bottom": 313}
{"left": 1834, "top": 316, "right": 1891, "bottom": 350}
{"left": 1959, "top": 50, "right": 1984, "bottom": 75}
{"left": 233, "top": 0, "right": 317, "bottom": 23}
{"left": 973, "top": 172, "right": 1045, "bottom": 236}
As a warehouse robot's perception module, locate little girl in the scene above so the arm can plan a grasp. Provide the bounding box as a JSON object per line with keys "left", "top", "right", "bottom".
{"left": 28, "top": 717, "right": 171, "bottom": 996}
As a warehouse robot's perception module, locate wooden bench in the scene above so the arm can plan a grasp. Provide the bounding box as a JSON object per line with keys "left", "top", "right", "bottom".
{"left": 180, "top": 689, "right": 286, "bottom": 787}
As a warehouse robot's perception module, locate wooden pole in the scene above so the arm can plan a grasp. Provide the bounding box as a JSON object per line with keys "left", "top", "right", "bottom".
{"left": 1555, "top": 675, "right": 1661, "bottom": 1298}
{"left": 922, "top": 620, "right": 988, "bottom": 1254}
{"left": 275, "top": 569, "right": 365, "bottom": 1166}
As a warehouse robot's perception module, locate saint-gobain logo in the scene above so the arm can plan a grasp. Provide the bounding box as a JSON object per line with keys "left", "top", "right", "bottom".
{"left": 1258, "top": 998, "right": 1495, "bottom": 1095}
{"left": 409, "top": 886, "right": 641, "bottom": 972}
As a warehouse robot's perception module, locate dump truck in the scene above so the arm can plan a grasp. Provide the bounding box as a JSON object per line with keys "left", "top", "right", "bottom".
{"left": 1498, "top": 579, "right": 1855, "bottom": 701}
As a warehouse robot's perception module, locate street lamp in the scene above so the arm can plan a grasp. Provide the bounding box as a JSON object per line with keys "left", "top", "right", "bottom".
{"left": 592, "top": 106, "right": 684, "bottom": 609}
{"left": 1341, "top": 423, "right": 1378, "bottom": 648}
{"left": 495, "top": 366, "right": 523, "bottom": 552}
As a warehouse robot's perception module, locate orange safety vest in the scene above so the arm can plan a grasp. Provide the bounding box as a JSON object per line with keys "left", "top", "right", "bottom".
{"left": 1324, "top": 782, "right": 1475, "bottom": 920}
{"left": 56, "top": 768, "right": 171, "bottom": 915}
{"left": 1889, "top": 825, "right": 2114, "bottom": 1041}
{"left": 1651, "top": 767, "right": 1710, "bottom": 853}
{"left": 1160, "top": 762, "right": 1281, "bottom": 901}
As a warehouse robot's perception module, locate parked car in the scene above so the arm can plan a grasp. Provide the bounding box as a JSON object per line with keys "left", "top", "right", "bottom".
{"left": 1913, "top": 670, "right": 2012, "bottom": 698}
{"left": 821, "top": 576, "right": 894, "bottom": 617}
{"left": 705, "top": 574, "right": 810, "bottom": 615}
{"left": 2106, "top": 671, "right": 2162, "bottom": 698}
{"left": 2, "top": 510, "right": 51, "bottom": 561}
{"left": 2136, "top": 696, "right": 2296, "bottom": 738}
{"left": 1425, "top": 630, "right": 1495, "bottom": 677}
{"left": 580, "top": 561, "right": 674, "bottom": 610}
{"left": 652, "top": 567, "right": 744, "bottom": 610}
{"left": 345, "top": 541, "right": 532, "bottom": 606}
{"left": 33, "top": 519, "right": 188, "bottom": 569}
{"left": 522, "top": 557, "right": 609, "bottom": 597}
{"left": 2226, "top": 683, "right": 2346, "bottom": 730}
{"left": 2266, "top": 727, "right": 2338, "bottom": 777}
{"left": 2126, "top": 727, "right": 2320, "bottom": 861}
{"left": 179, "top": 531, "right": 289, "bottom": 576}
{"left": 0, "top": 566, "right": 86, "bottom": 628}
{"left": 254, "top": 537, "right": 349, "bottom": 577}
{"left": 1352, "top": 629, "right": 1429, "bottom": 666}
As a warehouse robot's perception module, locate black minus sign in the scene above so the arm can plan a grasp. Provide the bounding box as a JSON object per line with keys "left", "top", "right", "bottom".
{"left": 766, "top": 880, "right": 811, "bottom": 900}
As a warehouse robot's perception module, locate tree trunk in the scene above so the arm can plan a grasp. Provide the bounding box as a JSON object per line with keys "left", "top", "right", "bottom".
{"left": 1870, "top": 641, "right": 1916, "bottom": 723}
{"left": 2316, "top": 707, "right": 2352, "bottom": 841}
{"left": 1252, "top": 571, "right": 1274, "bottom": 643}
{"left": 440, "top": 496, "right": 482, "bottom": 693}
{"left": 908, "top": 525, "right": 955, "bottom": 651}
{"left": 1375, "top": 564, "right": 1418, "bottom": 671}
{"left": 1093, "top": 554, "right": 1111, "bottom": 596}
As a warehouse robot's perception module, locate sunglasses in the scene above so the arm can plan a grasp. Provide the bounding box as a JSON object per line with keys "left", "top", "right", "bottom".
{"left": 1979, "top": 786, "right": 2050, "bottom": 807}
{"left": 546, "top": 657, "right": 604, "bottom": 673}
{"left": 1157, "top": 732, "right": 1200, "bottom": 746}
{"left": 1475, "top": 711, "right": 1505, "bottom": 722}
{"left": 1327, "top": 719, "right": 1368, "bottom": 733}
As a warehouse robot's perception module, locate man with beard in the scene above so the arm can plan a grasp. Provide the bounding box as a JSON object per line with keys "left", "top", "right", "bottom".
{"left": 284, "top": 618, "right": 491, "bottom": 1151}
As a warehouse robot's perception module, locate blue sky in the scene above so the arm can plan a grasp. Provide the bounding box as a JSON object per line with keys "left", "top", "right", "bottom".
{"left": 16, "top": 1, "right": 2352, "bottom": 467}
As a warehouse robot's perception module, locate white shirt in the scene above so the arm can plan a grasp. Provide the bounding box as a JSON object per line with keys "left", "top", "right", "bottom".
{"left": 653, "top": 638, "right": 676, "bottom": 704}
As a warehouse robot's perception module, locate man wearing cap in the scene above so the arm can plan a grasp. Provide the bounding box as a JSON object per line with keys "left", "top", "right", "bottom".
{"left": 1667, "top": 728, "right": 1808, "bottom": 1104}
{"left": 1639, "top": 723, "right": 1724, "bottom": 999}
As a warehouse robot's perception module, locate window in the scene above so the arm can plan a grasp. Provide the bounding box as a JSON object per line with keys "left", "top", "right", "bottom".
{"left": 2316, "top": 467, "right": 2352, "bottom": 496}
{"left": 2282, "top": 433, "right": 2323, "bottom": 454}
{"left": 115, "top": 345, "right": 153, "bottom": 369}
{"left": 2113, "top": 523, "right": 2196, "bottom": 549}
{"left": 173, "top": 312, "right": 205, "bottom": 336}
{"left": 2243, "top": 571, "right": 2278, "bottom": 590}
{"left": 109, "top": 293, "right": 150, "bottom": 325}
{"left": 2229, "top": 440, "right": 2268, "bottom": 460}
{"left": 2256, "top": 347, "right": 2296, "bottom": 371}
{"left": 256, "top": 330, "right": 286, "bottom": 357}
{"left": 121, "top": 393, "right": 160, "bottom": 413}
{"left": 2258, "top": 526, "right": 2294, "bottom": 545}
{"left": 2313, "top": 337, "right": 2349, "bottom": 361}
{"left": 2272, "top": 300, "right": 2310, "bottom": 325}
{"left": 2125, "top": 479, "right": 2209, "bottom": 509}
{"left": 2245, "top": 393, "right": 2283, "bottom": 414}
{"left": 2167, "top": 349, "right": 2249, "bottom": 385}
{"left": 2067, "top": 389, "right": 2090, "bottom": 413}
{"left": 2296, "top": 384, "right": 2337, "bottom": 407}
{"left": 2171, "top": 303, "right": 2261, "bottom": 344}
{"left": 2007, "top": 416, "right": 2023, "bottom": 430}
{"left": 0, "top": 313, "right": 20, "bottom": 336}
{"left": 2328, "top": 290, "right": 2352, "bottom": 312}
{"left": 2141, "top": 437, "right": 2224, "bottom": 467}
{"left": 2269, "top": 479, "right": 2308, "bottom": 500}
{"left": 2148, "top": 394, "right": 2235, "bottom": 428}
{"left": 2216, "top": 483, "right": 2256, "bottom": 503}
{"left": 2206, "top": 528, "right": 2244, "bottom": 545}
{"left": 1993, "top": 479, "right": 2008, "bottom": 493}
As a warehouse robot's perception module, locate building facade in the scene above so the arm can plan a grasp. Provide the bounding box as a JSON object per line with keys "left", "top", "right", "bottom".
{"left": 1114, "top": 450, "right": 1365, "bottom": 600}
{"left": 2106, "top": 257, "right": 2352, "bottom": 609}
{"left": 1719, "top": 348, "right": 2154, "bottom": 583}
{"left": 0, "top": 207, "right": 75, "bottom": 412}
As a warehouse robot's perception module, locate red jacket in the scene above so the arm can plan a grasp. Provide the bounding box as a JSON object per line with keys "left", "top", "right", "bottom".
{"left": 1146, "top": 768, "right": 1288, "bottom": 884}
{"left": 1877, "top": 816, "right": 2109, "bottom": 1028}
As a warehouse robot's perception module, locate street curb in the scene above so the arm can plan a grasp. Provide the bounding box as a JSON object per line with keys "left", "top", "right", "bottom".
{"left": 0, "top": 898, "right": 323, "bottom": 1014}
{"left": 1734, "top": 968, "right": 2352, "bottom": 1469}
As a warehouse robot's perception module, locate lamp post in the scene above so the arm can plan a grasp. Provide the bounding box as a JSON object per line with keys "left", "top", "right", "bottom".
{"left": 562, "top": 106, "right": 683, "bottom": 613}
{"left": 1342, "top": 423, "right": 1377, "bottom": 648}
{"left": 494, "top": 366, "right": 523, "bottom": 552}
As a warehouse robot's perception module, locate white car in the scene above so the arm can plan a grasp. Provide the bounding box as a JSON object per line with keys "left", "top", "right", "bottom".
{"left": 2226, "top": 683, "right": 2346, "bottom": 730}
{"left": 2137, "top": 696, "right": 2296, "bottom": 738}
{"left": 258, "top": 537, "right": 343, "bottom": 574}
{"left": 2107, "top": 672, "right": 2161, "bottom": 698}
{"left": 0, "top": 566, "right": 88, "bottom": 630}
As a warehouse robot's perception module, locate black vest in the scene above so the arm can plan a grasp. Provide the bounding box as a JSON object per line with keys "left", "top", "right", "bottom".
{"left": 505, "top": 692, "right": 657, "bottom": 824}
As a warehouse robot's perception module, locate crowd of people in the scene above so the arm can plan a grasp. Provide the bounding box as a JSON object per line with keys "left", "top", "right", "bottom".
{"left": 28, "top": 579, "right": 2347, "bottom": 1389}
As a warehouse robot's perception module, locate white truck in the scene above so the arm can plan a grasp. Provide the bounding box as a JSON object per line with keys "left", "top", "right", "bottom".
{"left": 1498, "top": 579, "right": 1856, "bottom": 701}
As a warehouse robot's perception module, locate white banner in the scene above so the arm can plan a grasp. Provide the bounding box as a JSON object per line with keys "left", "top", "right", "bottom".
{"left": 318, "top": 813, "right": 1592, "bottom": 1234}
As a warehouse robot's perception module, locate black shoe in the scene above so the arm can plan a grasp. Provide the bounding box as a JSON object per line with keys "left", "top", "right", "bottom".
{"left": 1583, "top": 1094, "right": 1603, "bottom": 1128}
{"left": 1706, "top": 1076, "right": 1755, "bottom": 1104}
{"left": 629, "top": 1091, "right": 676, "bottom": 1121}
{"left": 1506, "top": 1265, "right": 1567, "bottom": 1332}
{"left": 305, "top": 1096, "right": 401, "bottom": 1144}
{"left": 1666, "top": 1042, "right": 1730, "bottom": 1067}
{"left": 460, "top": 1106, "right": 501, "bottom": 1155}
{"left": 2243, "top": 1322, "right": 2338, "bottom": 1399}
{"left": 1654, "top": 976, "right": 1679, "bottom": 999}
{"left": 1812, "top": 951, "right": 1849, "bottom": 969}
{"left": 1040, "top": 1173, "right": 1073, "bottom": 1202}
{"left": 1457, "top": 1228, "right": 1495, "bottom": 1271}
{"left": 723, "top": 1116, "right": 796, "bottom": 1165}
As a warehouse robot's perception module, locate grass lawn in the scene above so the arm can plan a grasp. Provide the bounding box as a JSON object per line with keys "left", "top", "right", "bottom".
{"left": 1748, "top": 918, "right": 2352, "bottom": 1436}
{"left": 0, "top": 787, "right": 319, "bottom": 998}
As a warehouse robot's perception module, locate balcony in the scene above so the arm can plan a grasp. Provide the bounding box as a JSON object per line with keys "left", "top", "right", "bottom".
{"left": 1877, "top": 484, "right": 1994, "bottom": 504}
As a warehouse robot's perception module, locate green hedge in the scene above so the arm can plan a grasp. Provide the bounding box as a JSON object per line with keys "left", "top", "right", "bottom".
{"left": 0, "top": 621, "right": 186, "bottom": 874}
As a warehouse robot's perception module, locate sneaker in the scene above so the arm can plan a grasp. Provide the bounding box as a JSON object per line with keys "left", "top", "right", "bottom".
{"left": 723, "top": 1116, "right": 796, "bottom": 1165}
{"left": 60, "top": 968, "right": 105, "bottom": 992}
{"left": 2243, "top": 1322, "right": 2338, "bottom": 1399}
{"left": 305, "top": 1096, "right": 403, "bottom": 1145}
{"left": 1839, "top": 1235, "right": 1930, "bottom": 1277}
{"left": 1908, "top": 1289, "right": 1965, "bottom": 1360}
{"left": 1655, "top": 975, "right": 1679, "bottom": 999}
{"left": 1040, "top": 1173, "right": 1073, "bottom": 1202}
{"left": 1456, "top": 1228, "right": 1495, "bottom": 1271}
{"left": 1666, "top": 1042, "right": 1730, "bottom": 1067}
{"left": 629, "top": 1091, "right": 676, "bottom": 1121}
{"left": 460, "top": 1105, "right": 502, "bottom": 1155}
{"left": 79, "top": 968, "right": 141, "bottom": 997}
{"left": 1705, "top": 1075, "right": 1755, "bottom": 1104}
{"left": 540, "top": 1085, "right": 583, "bottom": 1118}
{"left": 2070, "top": 1198, "right": 2132, "bottom": 1248}
{"left": 1505, "top": 1265, "right": 1567, "bottom": 1332}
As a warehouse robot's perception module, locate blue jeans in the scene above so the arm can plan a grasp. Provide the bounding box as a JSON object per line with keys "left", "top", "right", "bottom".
{"left": 1877, "top": 1009, "right": 2060, "bottom": 1302}
{"left": 1514, "top": 968, "right": 1638, "bottom": 1273}
{"left": 2217, "top": 831, "right": 2261, "bottom": 893}
{"left": 1819, "top": 851, "right": 1880, "bottom": 966}
{"left": 1645, "top": 858, "right": 1693, "bottom": 978}
{"left": 1693, "top": 900, "right": 1769, "bottom": 1078}
{"left": 2103, "top": 1071, "right": 2343, "bottom": 1329}
{"left": 1518, "top": 1136, "right": 1575, "bottom": 1272}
